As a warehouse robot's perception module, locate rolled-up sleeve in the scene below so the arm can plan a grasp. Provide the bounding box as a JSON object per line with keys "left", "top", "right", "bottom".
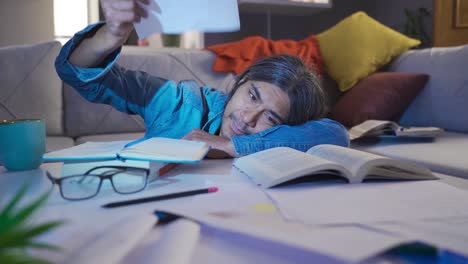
{"left": 55, "top": 22, "right": 174, "bottom": 123}
{"left": 231, "top": 118, "right": 350, "bottom": 156}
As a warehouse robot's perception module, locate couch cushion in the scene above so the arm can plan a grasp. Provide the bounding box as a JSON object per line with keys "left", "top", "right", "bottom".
{"left": 46, "top": 136, "right": 75, "bottom": 152}
{"left": 64, "top": 47, "right": 235, "bottom": 137}
{"left": 317, "top": 11, "right": 420, "bottom": 92}
{"left": 63, "top": 84, "right": 146, "bottom": 138}
{"left": 119, "top": 47, "right": 236, "bottom": 93}
{"left": 330, "top": 72, "right": 428, "bottom": 127}
{"left": 75, "top": 132, "right": 145, "bottom": 145}
{"left": 0, "top": 41, "right": 63, "bottom": 135}
{"left": 389, "top": 45, "right": 468, "bottom": 133}
{"left": 351, "top": 132, "right": 468, "bottom": 179}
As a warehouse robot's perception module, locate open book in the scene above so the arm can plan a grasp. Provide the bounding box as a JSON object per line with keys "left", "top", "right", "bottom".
{"left": 233, "top": 144, "right": 437, "bottom": 188}
{"left": 44, "top": 137, "right": 209, "bottom": 164}
{"left": 348, "top": 120, "right": 444, "bottom": 141}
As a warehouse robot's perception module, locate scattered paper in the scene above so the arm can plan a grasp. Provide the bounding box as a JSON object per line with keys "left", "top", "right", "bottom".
{"left": 134, "top": 0, "right": 240, "bottom": 39}
{"left": 266, "top": 181, "right": 468, "bottom": 225}
{"left": 142, "top": 169, "right": 410, "bottom": 262}
{"left": 118, "top": 218, "right": 201, "bottom": 264}
{"left": 32, "top": 210, "right": 156, "bottom": 264}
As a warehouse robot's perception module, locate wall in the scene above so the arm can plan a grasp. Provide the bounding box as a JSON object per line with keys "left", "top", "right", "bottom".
{"left": 0, "top": 0, "right": 434, "bottom": 48}
{"left": 205, "top": 0, "right": 433, "bottom": 46}
{"left": 0, "top": 0, "right": 55, "bottom": 47}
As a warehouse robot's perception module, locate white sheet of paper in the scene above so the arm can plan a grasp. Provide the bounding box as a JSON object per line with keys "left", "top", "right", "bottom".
{"left": 134, "top": 0, "right": 240, "bottom": 39}
{"left": 32, "top": 210, "right": 156, "bottom": 264}
{"left": 266, "top": 181, "right": 468, "bottom": 225}
{"left": 117, "top": 218, "right": 201, "bottom": 264}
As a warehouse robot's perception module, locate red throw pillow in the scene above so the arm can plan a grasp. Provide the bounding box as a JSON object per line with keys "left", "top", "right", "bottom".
{"left": 330, "top": 72, "right": 429, "bottom": 127}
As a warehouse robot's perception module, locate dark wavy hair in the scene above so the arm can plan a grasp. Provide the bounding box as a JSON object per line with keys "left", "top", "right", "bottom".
{"left": 227, "top": 54, "right": 328, "bottom": 125}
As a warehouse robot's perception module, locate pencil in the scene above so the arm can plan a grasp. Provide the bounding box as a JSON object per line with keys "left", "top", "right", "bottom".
{"left": 102, "top": 187, "right": 219, "bottom": 208}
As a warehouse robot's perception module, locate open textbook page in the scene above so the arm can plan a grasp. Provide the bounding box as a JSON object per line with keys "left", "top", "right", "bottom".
{"left": 119, "top": 138, "right": 209, "bottom": 163}
{"left": 43, "top": 141, "right": 128, "bottom": 161}
{"left": 307, "top": 145, "right": 436, "bottom": 183}
{"left": 234, "top": 145, "right": 436, "bottom": 188}
{"left": 233, "top": 147, "right": 351, "bottom": 188}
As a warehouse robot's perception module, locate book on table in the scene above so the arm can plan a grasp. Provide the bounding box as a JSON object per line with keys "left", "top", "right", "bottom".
{"left": 348, "top": 120, "right": 444, "bottom": 141}
{"left": 233, "top": 144, "right": 437, "bottom": 188}
{"left": 44, "top": 137, "right": 208, "bottom": 181}
{"left": 43, "top": 137, "right": 209, "bottom": 163}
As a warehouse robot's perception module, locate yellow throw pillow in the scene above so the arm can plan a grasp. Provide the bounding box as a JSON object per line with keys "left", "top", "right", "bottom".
{"left": 317, "top": 11, "right": 421, "bottom": 92}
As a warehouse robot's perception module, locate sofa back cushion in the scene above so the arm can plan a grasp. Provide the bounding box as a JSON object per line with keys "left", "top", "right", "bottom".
{"left": 389, "top": 44, "right": 468, "bottom": 133}
{"left": 64, "top": 47, "right": 235, "bottom": 137}
{"left": 0, "top": 41, "right": 63, "bottom": 135}
{"left": 330, "top": 72, "right": 428, "bottom": 127}
{"left": 317, "top": 11, "right": 421, "bottom": 92}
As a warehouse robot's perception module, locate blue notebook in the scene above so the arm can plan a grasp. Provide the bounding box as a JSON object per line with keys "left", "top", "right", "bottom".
{"left": 43, "top": 137, "right": 210, "bottom": 164}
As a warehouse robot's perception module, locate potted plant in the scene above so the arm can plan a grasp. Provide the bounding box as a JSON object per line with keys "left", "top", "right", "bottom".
{"left": 0, "top": 185, "right": 63, "bottom": 263}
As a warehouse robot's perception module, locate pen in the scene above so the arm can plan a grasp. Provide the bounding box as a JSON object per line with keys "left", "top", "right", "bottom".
{"left": 102, "top": 187, "right": 219, "bottom": 208}
{"left": 123, "top": 137, "right": 147, "bottom": 148}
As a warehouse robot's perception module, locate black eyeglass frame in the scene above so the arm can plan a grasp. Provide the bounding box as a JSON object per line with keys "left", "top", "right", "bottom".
{"left": 47, "top": 166, "right": 150, "bottom": 201}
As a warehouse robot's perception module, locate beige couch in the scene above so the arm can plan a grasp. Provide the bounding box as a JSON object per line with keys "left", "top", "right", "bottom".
{"left": 1, "top": 41, "right": 467, "bottom": 179}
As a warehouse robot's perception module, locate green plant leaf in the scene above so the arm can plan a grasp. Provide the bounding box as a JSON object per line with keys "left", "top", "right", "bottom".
{"left": 0, "top": 251, "right": 52, "bottom": 264}
{"left": 0, "top": 221, "right": 63, "bottom": 249}
{"left": 0, "top": 184, "right": 29, "bottom": 219}
{"left": 0, "top": 182, "right": 63, "bottom": 264}
{"left": 0, "top": 190, "right": 51, "bottom": 234}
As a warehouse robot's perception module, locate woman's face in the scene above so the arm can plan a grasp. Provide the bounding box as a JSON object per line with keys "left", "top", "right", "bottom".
{"left": 220, "top": 80, "right": 290, "bottom": 138}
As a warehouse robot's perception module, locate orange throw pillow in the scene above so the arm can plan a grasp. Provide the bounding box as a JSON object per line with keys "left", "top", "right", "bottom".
{"left": 206, "top": 35, "right": 324, "bottom": 75}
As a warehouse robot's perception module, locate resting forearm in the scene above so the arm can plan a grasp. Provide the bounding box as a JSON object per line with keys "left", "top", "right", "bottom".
{"left": 69, "top": 24, "right": 129, "bottom": 68}
{"left": 231, "top": 119, "right": 350, "bottom": 156}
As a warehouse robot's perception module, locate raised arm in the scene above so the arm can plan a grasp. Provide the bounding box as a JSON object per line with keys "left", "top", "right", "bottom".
{"left": 69, "top": 0, "right": 148, "bottom": 67}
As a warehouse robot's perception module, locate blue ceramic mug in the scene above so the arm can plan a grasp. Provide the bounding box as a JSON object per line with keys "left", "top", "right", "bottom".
{"left": 0, "top": 119, "right": 46, "bottom": 171}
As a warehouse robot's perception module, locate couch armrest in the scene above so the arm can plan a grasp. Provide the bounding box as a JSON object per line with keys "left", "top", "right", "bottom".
{"left": 388, "top": 44, "right": 468, "bottom": 133}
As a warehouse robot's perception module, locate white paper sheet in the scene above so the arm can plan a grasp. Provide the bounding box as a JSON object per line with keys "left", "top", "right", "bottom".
{"left": 32, "top": 211, "right": 156, "bottom": 264}
{"left": 134, "top": 0, "right": 240, "bottom": 39}
{"left": 266, "top": 181, "right": 468, "bottom": 225}
{"left": 121, "top": 219, "right": 200, "bottom": 264}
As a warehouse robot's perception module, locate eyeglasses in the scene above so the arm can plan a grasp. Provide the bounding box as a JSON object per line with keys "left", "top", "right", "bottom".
{"left": 47, "top": 166, "right": 150, "bottom": 201}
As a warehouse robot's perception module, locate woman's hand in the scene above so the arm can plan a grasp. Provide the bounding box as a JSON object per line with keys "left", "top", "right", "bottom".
{"left": 100, "top": 0, "right": 149, "bottom": 40}
{"left": 183, "top": 129, "right": 238, "bottom": 158}
{"left": 70, "top": 0, "right": 149, "bottom": 67}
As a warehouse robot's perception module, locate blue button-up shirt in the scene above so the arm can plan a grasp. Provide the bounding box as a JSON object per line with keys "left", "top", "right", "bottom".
{"left": 55, "top": 23, "right": 349, "bottom": 155}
